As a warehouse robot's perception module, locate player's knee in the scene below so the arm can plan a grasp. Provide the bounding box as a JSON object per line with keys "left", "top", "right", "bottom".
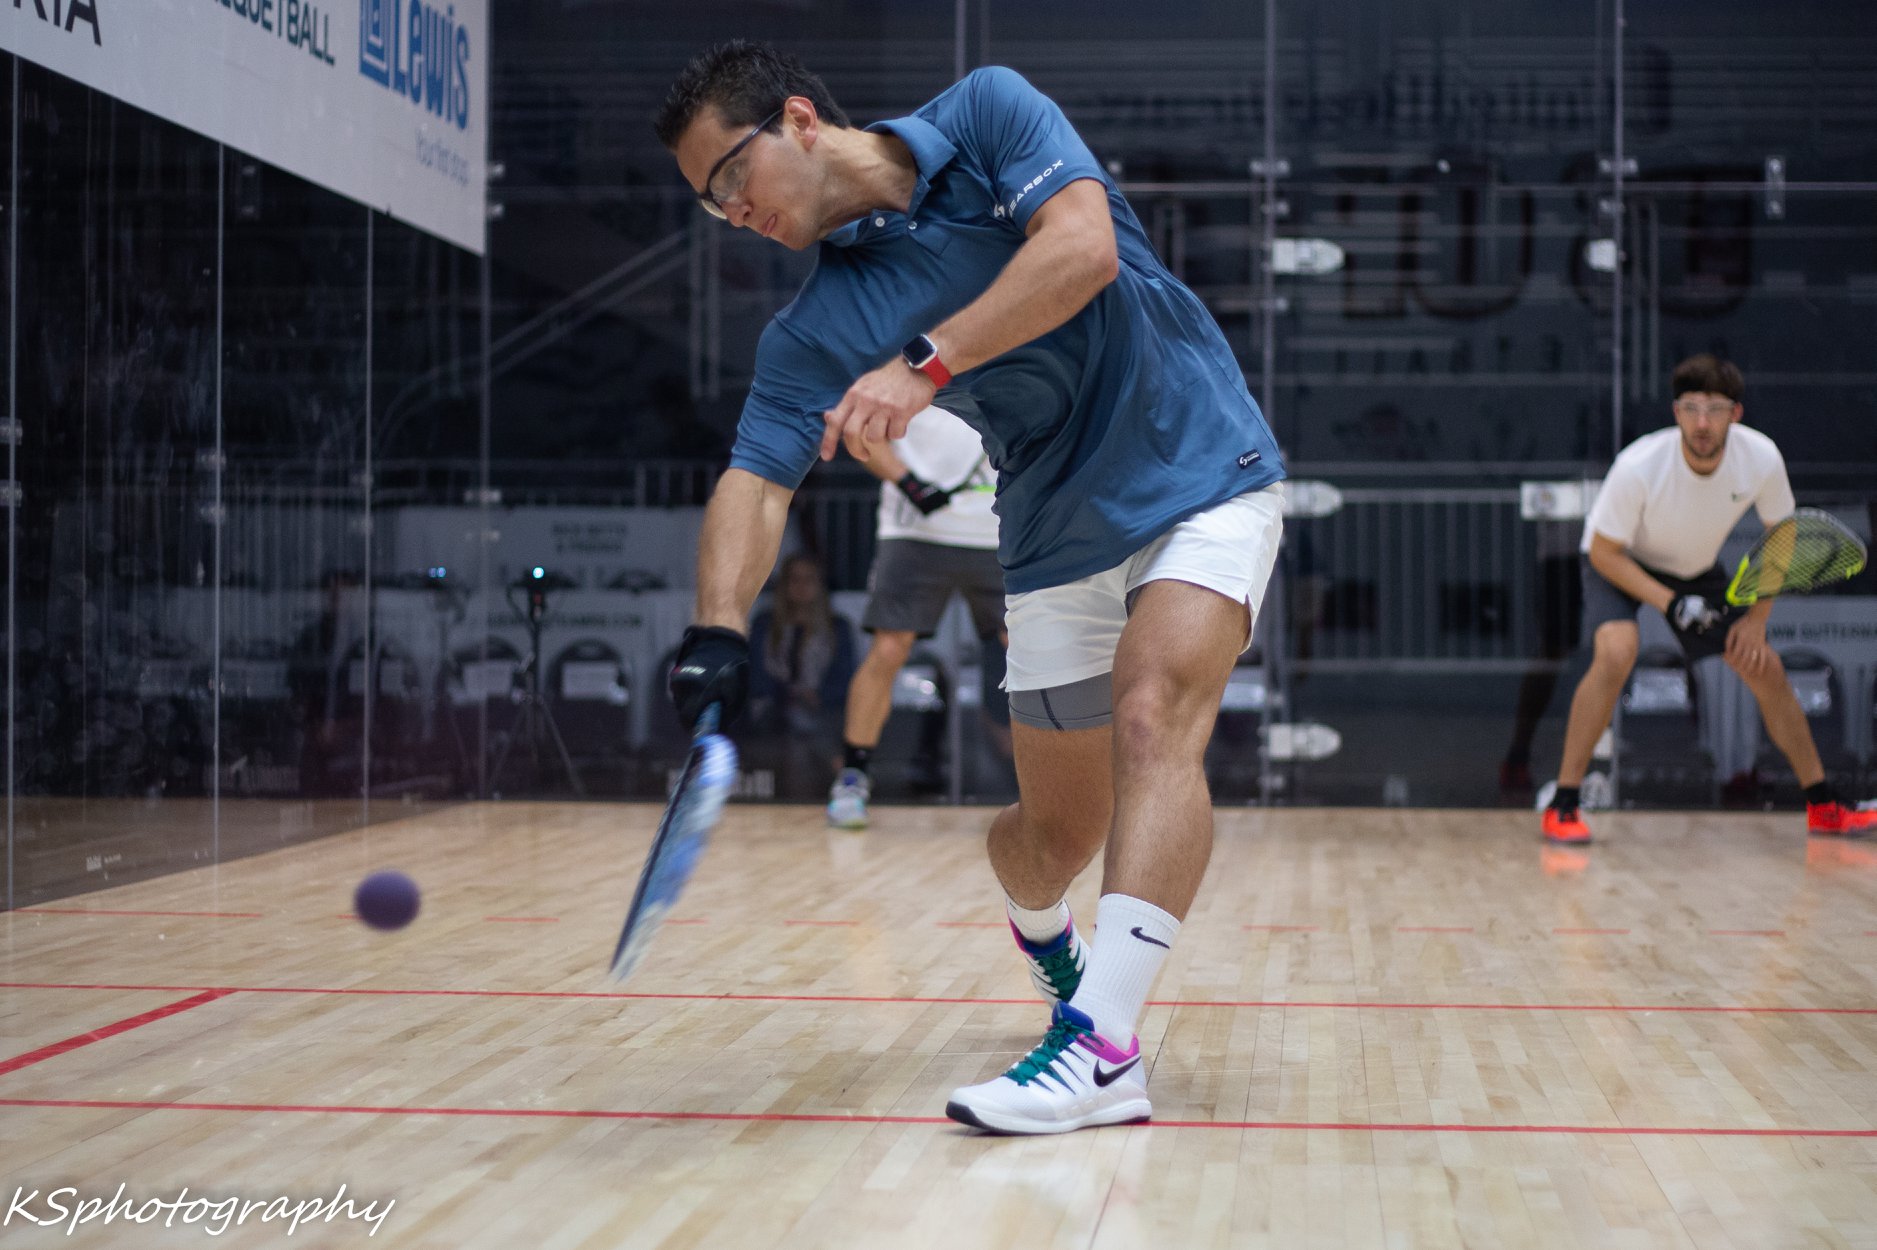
{"left": 1731, "top": 649, "right": 1785, "bottom": 686}
{"left": 865, "top": 631, "right": 916, "bottom": 667}
{"left": 1590, "top": 625, "right": 1638, "bottom": 676}
{"left": 1111, "top": 676, "right": 1194, "bottom": 761}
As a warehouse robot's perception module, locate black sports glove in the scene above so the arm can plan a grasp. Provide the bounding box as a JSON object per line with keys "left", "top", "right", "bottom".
{"left": 1667, "top": 593, "right": 1721, "bottom": 636}
{"left": 894, "top": 472, "right": 953, "bottom": 517}
{"left": 667, "top": 625, "right": 749, "bottom": 731}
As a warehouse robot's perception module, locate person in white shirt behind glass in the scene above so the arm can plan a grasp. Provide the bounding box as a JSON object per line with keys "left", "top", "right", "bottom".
{"left": 1542, "top": 354, "right": 1876, "bottom": 845}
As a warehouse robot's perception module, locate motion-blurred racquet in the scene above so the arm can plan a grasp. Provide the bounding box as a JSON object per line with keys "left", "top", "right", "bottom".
{"left": 1725, "top": 508, "right": 1868, "bottom": 607}
{"left": 609, "top": 703, "right": 738, "bottom": 982}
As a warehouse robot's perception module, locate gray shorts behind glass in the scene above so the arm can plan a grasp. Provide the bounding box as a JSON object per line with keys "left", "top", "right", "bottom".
{"left": 864, "top": 539, "right": 1006, "bottom": 638}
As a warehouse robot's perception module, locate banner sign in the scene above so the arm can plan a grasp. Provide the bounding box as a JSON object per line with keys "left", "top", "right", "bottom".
{"left": 2, "top": 0, "right": 488, "bottom": 254}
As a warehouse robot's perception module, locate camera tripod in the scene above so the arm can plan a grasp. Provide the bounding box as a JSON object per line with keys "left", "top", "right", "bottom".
{"left": 488, "top": 575, "right": 585, "bottom": 796}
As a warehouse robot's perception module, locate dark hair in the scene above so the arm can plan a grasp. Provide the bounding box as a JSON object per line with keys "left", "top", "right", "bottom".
{"left": 654, "top": 41, "right": 850, "bottom": 149}
{"left": 1671, "top": 354, "right": 1744, "bottom": 401}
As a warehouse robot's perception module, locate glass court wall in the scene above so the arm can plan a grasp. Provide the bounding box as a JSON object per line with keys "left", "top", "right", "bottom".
{"left": 1, "top": 61, "right": 487, "bottom": 907}
{"left": 6, "top": 0, "right": 1876, "bottom": 904}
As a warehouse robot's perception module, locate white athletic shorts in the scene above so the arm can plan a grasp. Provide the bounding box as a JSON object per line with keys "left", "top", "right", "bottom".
{"left": 1003, "top": 482, "right": 1286, "bottom": 692}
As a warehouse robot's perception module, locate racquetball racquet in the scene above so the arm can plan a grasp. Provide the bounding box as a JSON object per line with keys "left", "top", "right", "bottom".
{"left": 1725, "top": 508, "right": 1868, "bottom": 607}
{"left": 608, "top": 703, "right": 738, "bottom": 982}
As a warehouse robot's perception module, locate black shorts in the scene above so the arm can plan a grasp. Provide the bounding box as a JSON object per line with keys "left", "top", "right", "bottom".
{"left": 1580, "top": 555, "right": 1733, "bottom": 661}
{"left": 863, "top": 539, "right": 1006, "bottom": 638}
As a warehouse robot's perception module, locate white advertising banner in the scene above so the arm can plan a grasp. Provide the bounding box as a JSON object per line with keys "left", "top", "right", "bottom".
{"left": 1, "top": 0, "right": 488, "bottom": 254}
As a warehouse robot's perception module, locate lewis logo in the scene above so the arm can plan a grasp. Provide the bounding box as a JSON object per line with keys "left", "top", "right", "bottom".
{"left": 359, "top": 0, "right": 472, "bottom": 131}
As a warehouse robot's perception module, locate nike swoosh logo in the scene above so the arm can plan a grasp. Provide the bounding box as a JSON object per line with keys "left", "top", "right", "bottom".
{"left": 1129, "top": 926, "right": 1170, "bottom": 949}
{"left": 1093, "top": 1055, "right": 1141, "bottom": 1087}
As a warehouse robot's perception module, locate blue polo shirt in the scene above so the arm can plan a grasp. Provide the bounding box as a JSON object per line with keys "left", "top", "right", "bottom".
{"left": 728, "top": 66, "right": 1286, "bottom": 594}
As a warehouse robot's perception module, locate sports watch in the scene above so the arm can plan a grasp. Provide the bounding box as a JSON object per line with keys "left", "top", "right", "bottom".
{"left": 900, "top": 333, "right": 952, "bottom": 388}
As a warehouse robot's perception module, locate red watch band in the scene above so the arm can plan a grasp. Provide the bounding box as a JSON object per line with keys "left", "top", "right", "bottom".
{"left": 902, "top": 333, "right": 952, "bottom": 389}
{"left": 913, "top": 354, "right": 952, "bottom": 389}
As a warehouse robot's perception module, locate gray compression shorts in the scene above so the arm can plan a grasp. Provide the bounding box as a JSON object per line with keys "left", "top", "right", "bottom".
{"left": 1007, "top": 670, "right": 1114, "bottom": 731}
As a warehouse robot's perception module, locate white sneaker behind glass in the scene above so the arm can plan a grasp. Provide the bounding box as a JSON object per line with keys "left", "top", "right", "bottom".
{"left": 826, "top": 768, "right": 870, "bottom": 829}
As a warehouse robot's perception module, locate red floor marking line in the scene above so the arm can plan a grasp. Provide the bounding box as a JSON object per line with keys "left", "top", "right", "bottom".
{"left": 0, "top": 1097, "right": 1872, "bottom": 1138}
{"left": 1555, "top": 928, "right": 1631, "bottom": 935}
{"left": 1709, "top": 930, "right": 1786, "bottom": 937}
{"left": 784, "top": 920, "right": 859, "bottom": 927}
{"left": 484, "top": 917, "right": 559, "bottom": 924}
{"left": 0, "top": 991, "right": 234, "bottom": 1079}
{"left": 3, "top": 982, "right": 1876, "bottom": 1015}
{"left": 1144, "top": 1119, "right": 1877, "bottom": 1138}
{"left": 16, "top": 909, "right": 264, "bottom": 919}
{"left": 1397, "top": 926, "right": 1474, "bottom": 933}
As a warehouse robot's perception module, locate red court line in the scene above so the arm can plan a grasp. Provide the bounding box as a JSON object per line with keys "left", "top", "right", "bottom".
{"left": 1709, "top": 930, "right": 1786, "bottom": 937}
{"left": 16, "top": 909, "right": 264, "bottom": 919}
{"left": 0, "top": 991, "right": 234, "bottom": 1079}
{"left": 0, "top": 1096, "right": 1871, "bottom": 1138}
{"left": 784, "top": 920, "right": 859, "bottom": 927}
{"left": 1555, "top": 928, "right": 1631, "bottom": 935}
{"left": 1398, "top": 926, "right": 1474, "bottom": 933}
{"left": 484, "top": 917, "right": 559, "bottom": 924}
{"left": 4, "top": 981, "right": 1875, "bottom": 1015}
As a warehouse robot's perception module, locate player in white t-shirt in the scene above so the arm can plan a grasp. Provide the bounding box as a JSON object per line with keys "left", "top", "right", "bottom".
{"left": 1543, "top": 355, "right": 1877, "bottom": 844}
{"left": 826, "top": 399, "right": 1006, "bottom": 829}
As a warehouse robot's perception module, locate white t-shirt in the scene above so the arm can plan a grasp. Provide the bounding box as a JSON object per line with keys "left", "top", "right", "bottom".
{"left": 1582, "top": 424, "right": 1795, "bottom": 578}
{"left": 876, "top": 405, "right": 1000, "bottom": 550}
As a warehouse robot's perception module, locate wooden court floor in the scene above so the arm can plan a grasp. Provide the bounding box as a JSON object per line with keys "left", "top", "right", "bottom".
{"left": 4, "top": 801, "right": 1877, "bottom": 1248}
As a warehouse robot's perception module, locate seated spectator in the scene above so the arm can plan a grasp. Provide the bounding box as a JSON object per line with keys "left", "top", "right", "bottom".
{"left": 747, "top": 555, "right": 858, "bottom": 775}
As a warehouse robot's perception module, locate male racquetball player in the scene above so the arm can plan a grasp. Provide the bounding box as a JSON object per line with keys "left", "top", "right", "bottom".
{"left": 656, "top": 44, "right": 1286, "bottom": 1134}
{"left": 1543, "top": 354, "right": 1876, "bottom": 844}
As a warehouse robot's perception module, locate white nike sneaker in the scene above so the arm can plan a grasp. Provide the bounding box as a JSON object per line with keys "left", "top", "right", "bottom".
{"left": 945, "top": 1003, "right": 1151, "bottom": 1135}
{"left": 1010, "top": 916, "right": 1086, "bottom": 1004}
{"left": 826, "top": 769, "right": 870, "bottom": 829}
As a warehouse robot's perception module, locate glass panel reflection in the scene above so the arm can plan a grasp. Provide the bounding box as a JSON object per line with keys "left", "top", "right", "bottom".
{"left": 218, "top": 157, "right": 372, "bottom": 849}
{"left": 11, "top": 78, "right": 220, "bottom": 902}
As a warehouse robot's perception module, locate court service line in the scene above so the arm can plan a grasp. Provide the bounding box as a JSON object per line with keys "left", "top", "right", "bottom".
{"left": 0, "top": 991, "right": 235, "bottom": 1078}
{"left": 3, "top": 981, "right": 1876, "bottom": 1016}
{"left": 0, "top": 1096, "right": 1872, "bottom": 1138}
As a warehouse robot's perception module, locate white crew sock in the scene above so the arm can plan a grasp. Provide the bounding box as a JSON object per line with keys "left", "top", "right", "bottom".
{"left": 1068, "top": 893, "right": 1180, "bottom": 1041}
{"left": 1005, "top": 896, "right": 1071, "bottom": 946}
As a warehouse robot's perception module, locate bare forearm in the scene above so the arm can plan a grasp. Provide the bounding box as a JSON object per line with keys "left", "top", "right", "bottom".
{"left": 696, "top": 468, "right": 793, "bottom": 631}
{"left": 929, "top": 181, "right": 1118, "bottom": 375}
{"left": 818, "top": 183, "right": 1118, "bottom": 466}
